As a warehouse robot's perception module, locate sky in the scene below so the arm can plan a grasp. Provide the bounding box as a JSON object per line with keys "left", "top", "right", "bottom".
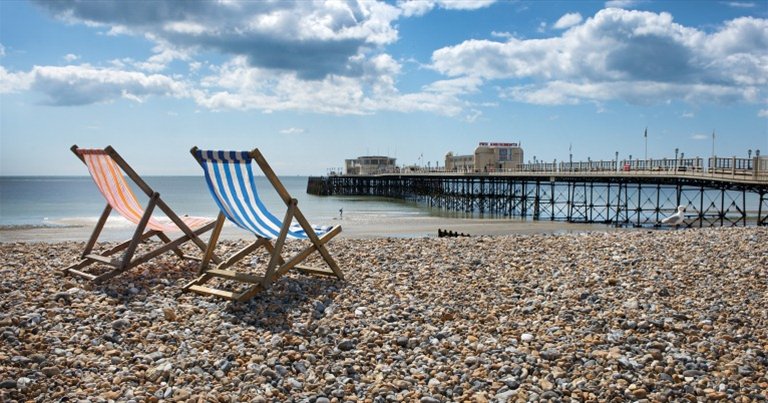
{"left": 1, "top": 0, "right": 766, "bottom": 176}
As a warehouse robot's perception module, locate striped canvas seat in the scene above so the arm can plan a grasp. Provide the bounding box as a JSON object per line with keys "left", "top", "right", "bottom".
{"left": 193, "top": 149, "right": 330, "bottom": 239}
{"left": 80, "top": 149, "right": 211, "bottom": 232}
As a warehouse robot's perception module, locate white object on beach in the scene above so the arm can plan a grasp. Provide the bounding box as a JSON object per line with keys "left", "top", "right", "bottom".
{"left": 661, "top": 205, "right": 686, "bottom": 226}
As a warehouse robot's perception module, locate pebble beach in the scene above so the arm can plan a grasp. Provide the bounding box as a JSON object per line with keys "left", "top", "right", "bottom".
{"left": 1, "top": 227, "right": 766, "bottom": 402}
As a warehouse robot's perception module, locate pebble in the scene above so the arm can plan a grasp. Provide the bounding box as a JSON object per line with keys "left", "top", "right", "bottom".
{"left": 0, "top": 227, "right": 766, "bottom": 402}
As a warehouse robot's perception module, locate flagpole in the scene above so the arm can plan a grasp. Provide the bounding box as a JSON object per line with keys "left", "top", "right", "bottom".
{"left": 711, "top": 130, "right": 715, "bottom": 174}
{"left": 644, "top": 128, "right": 648, "bottom": 163}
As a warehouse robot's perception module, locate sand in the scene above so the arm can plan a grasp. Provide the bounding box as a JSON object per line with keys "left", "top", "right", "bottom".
{"left": 0, "top": 216, "right": 620, "bottom": 243}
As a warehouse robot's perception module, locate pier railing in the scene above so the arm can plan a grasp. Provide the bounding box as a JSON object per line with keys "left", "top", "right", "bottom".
{"left": 392, "top": 156, "right": 768, "bottom": 181}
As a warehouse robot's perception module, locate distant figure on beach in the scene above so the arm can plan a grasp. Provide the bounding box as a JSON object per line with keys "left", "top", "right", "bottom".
{"left": 661, "top": 205, "right": 686, "bottom": 227}
{"left": 339, "top": 208, "right": 343, "bottom": 219}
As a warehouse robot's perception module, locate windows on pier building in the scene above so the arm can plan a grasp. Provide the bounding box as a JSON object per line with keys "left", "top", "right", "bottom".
{"left": 445, "top": 142, "right": 524, "bottom": 172}
{"left": 345, "top": 156, "right": 397, "bottom": 175}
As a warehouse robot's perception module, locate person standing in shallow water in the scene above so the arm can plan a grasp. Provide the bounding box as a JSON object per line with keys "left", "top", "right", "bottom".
{"left": 339, "top": 208, "right": 343, "bottom": 219}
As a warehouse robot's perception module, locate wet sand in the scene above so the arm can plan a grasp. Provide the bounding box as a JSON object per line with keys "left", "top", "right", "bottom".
{"left": 0, "top": 216, "right": 619, "bottom": 243}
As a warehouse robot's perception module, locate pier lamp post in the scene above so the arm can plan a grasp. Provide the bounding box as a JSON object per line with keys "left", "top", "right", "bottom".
{"left": 757, "top": 149, "right": 760, "bottom": 158}
{"left": 748, "top": 149, "right": 752, "bottom": 159}
{"left": 615, "top": 151, "right": 619, "bottom": 172}
{"left": 675, "top": 148, "right": 679, "bottom": 171}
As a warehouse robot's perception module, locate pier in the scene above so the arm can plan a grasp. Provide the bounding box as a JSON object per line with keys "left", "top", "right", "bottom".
{"left": 308, "top": 157, "right": 768, "bottom": 228}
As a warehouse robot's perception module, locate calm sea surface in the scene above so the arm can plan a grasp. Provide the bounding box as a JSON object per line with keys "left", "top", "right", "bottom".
{"left": 0, "top": 176, "right": 432, "bottom": 228}
{"left": 0, "top": 176, "right": 760, "bottom": 229}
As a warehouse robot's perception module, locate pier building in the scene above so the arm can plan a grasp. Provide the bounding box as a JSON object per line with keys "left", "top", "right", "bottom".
{"left": 345, "top": 156, "right": 397, "bottom": 175}
{"left": 445, "top": 142, "right": 524, "bottom": 172}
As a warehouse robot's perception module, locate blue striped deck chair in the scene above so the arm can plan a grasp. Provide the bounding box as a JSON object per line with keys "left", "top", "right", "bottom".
{"left": 183, "top": 147, "right": 344, "bottom": 302}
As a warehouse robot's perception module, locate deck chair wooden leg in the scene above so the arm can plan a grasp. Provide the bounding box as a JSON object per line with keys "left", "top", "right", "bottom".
{"left": 152, "top": 219, "right": 218, "bottom": 263}
{"left": 217, "top": 238, "right": 270, "bottom": 271}
{"left": 291, "top": 207, "right": 345, "bottom": 280}
{"left": 82, "top": 204, "right": 112, "bottom": 257}
{"left": 155, "top": 198, "right": 221, "bottom": 265}
{"left": 63, "top": 229, "right": 160, "bottom": 279}
{"left": 119, "top": 194, "right": 158, "bottom": 271}
{"left": 262, "top": 202, "right": 295, "bottom": 287}
{"left": 275, "top": 225, "right": 342, "bottom": 279}
{"left": 94, "top": 230, "right": 159, "bottom": 258}
{"left": 198, "top": 212, "right": 226, "bottom": 274}
{"left": 182, "top": 237, "right": 270, "bottom": 300}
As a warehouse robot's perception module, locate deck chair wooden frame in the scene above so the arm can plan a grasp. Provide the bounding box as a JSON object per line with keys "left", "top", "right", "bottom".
{"left": 63, "top": 145, "right": 219, "bottom": 283}
{"left": 183, "top": 147, "right": 344, "bottom": 302}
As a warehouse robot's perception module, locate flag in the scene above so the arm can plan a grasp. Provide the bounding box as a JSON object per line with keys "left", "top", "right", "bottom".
{"left": 644, "top": 128, "right": 647, "bottom": 138}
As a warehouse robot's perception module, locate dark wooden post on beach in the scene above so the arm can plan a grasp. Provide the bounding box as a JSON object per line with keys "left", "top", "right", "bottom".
{"left": 308, "top": 172, "right": 768, "bottom": 228}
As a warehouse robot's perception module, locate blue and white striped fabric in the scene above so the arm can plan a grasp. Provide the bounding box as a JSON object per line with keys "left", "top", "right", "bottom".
{"left": 195, "top": 150, "right": 330, "bottom": 240}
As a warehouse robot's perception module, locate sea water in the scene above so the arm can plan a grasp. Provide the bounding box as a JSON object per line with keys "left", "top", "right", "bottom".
{"left": 0, "top": 176, "right": 430, "bottom": 229}
{"left": 1, "top": 176, "right": 761, "bottom": 231}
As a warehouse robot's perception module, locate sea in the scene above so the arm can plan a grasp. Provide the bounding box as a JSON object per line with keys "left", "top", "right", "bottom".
{"left": 0, "top": 176, "right": 434, "bottom": 230}
{"left": 1, "top": 176, "right": 761, "bottom": 233}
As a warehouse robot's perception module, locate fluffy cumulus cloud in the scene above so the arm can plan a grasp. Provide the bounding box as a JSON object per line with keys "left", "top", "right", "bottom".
{"left": 553, "top": 12, "right": 583, "bottom": 30}
{"left": 5, "top": 2, "right": 765, "bottom": 116}
{"left": 398, "top": 0, "right": 496, "bottom": 17}
{"left": 6, "top": 0, "right": 471, "bottom": 116}
{"left": 191, "top": 55, "right": 466, "bottom": 116}
{"left": 32, "top": 0, "right": 401, "bottom": 79}
{"left": 431, "top": 8, "right": 768, "bottom": 106}
{"left": 28, "top": 65, "right": 187, "bottom": 105}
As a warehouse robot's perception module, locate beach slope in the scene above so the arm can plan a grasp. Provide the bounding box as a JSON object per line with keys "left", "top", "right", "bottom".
{"left": 1, "top": 227, "right": 766, "bottom": 401}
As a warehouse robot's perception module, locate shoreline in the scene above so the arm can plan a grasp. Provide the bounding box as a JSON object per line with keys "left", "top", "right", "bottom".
{"left": 0, "top": 216, "right": 627, "bottom": 243}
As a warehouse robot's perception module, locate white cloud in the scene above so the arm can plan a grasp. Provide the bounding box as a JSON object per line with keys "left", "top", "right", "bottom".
{"left": 432, "top": 8, "right": 768, "bottom": 106}
{"left": 33, "top": 1, "right": 402, "bottom": 80}
{"left": 64, "top": 53, "right": 80, "bottom": 62}
{"left": 491, "top": 31, "right": 513, "bottom": 39}
{"left": 724, "top": 2, "right": 756, "bottom": 8}
{"left": 280, "top": 127, "right": 306, "bottom": 135}
{"left": 0, "top": 43, "right": 5, "bottom": 57}
{"left": 191, "top": 56, "right": 468, "bottom": 116}
{"left": 691, "top": 133, "right": 709, "bottom": 140}
{"left": 759, "top": 109, "right": 768, "bottom": 117}
{"left": 605, "top": 0, "right": 640, "bottom": 8}
{"left": 398, "top": 0, "right": 496, "bottom": 17}
{"left": 553, "top": 13, "right": 583, "bottom": 30}
{"left": 0, "top": 66, "right": 34, "bottom": 93}
{"left": 28, "top": 65, "right": 187, "bottom": 105}
{"left": 681, "top": 111, "right": 695, "bottom": 118}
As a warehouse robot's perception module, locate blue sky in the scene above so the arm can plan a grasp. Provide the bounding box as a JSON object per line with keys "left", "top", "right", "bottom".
{"left": 1, "top": 0, "right": 766, "bottom": 175}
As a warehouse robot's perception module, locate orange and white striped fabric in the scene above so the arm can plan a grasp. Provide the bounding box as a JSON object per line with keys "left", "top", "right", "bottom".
{"left": 79, "top": 149, "right": 211, "bottom": 233}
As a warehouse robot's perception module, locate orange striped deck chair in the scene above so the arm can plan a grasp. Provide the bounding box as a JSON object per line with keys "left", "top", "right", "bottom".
{"left": 63, "top": 145, "right": 219, "bottom": 283}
